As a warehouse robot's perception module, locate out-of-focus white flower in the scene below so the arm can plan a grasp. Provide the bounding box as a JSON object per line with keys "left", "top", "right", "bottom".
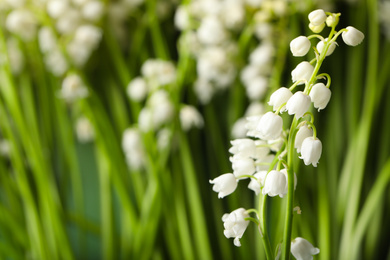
{"left": 248, "top": 170, "right": 267, "bottom": 195}
{"left": 245, "top": 0, "right": 262, "bottom": 8}
{"left": 308, "top": 9, "right": 327, "bottom": 26}
{"left": 291, "top": 61, "right": 314, "bottom": 84}
{"left": 246, "top": 102, "right": 265, "bottom": 116}
{"left": 222, "top": 208, "right": 250, "bottom": 247}
{"left": 300, "top": 137, "right": 322, "bottom": 167}
{"left": 82, "top": 1, "right": 105, "bottom": 22}
{"left": 231, "top": 118, "right": 248, "bottom": 139}
{"left": 157, "top": 128, "right": 172, "bottom": 151}
{"left": 290, "top": 36, "right": 311, "bottom": 57}
{"left": 60, "top": 73, "right": 88, "bottom": 102}
{"left": 291, "top": 237, "right": 320, "bottom": 260}
{"left": 256, "top": 112, "right": 283, "bottom": 140}
{"left": 309, "top": 83, "right": 331, "bottom": 111}
{"left": 230, "top": 155, "right": 256, "bottom": 179}
{"left": 286, "top": 91, "right": 311, "bottom": 118}
{"left": 141, "top": 59, "right": 177, "bottom": 87}
{"left": 175, "top": 5, "right": 191, "bottom": 30}
{"left": 221, "top": 0, "right": 245, "bottom": 30}
{"left": 7, "top": 38, "right": 24, "bottom": 74}
{"left": 254, "top": 23, "right": 273, "bottom": 40}
{"left": 73, "top": 25, "right": 102, "bottom": 51}
{"left": 197, "top": 16, "right": 226, "bottom": 45}
{"left": 210, "top": 173, "right": 238, "bottom": 198}
{"left": 6, "top": 9, "right": 37, "bottom": 41}
{"left": 47, "top": 0, "right": 69, "bottom": 19}
{"left": 194, "top": 79, "right": 214, "bottom": 105}
{"left": 67, "top": 42, "right": 91, "bottom": 67}
{"left": 180, "top": 105, "right": 204, "bottom": 131}
{"left": 44, "top": 49, "right": 69, "bottom": 76}
{"left": 138, "top": 107, "right": 153, "bottom": 132}
{"left": 245, "top": 76, "right": 268, "bottom": 101}
{"left": 5, "top": 0, "right": 25, "bottom": 8}
{"left": 150, "top": 90, "right": 174, "bottom": 122}
{"left": 342, "top": 26, "right": 364, "bottom": 46}
{"left": 268, "top": 87, "right": 293, "bottom": 112}
{"left": 75, "top": 117, "right": 95, "bottom": 143}
{"left": 0, "top": 140, "right": 11, "bottom": 157}
{"left": 262, "top": 170, "right": 287, "bottom": 198}
{"left": 249, "top": 42, "right": 274, "bottom": 67}
{"left": 56, "top": 9, "right": 81, "bottom": 35}
{"left": 316, "top": 38, "right": 337, "bottom": 56}
{"left": 122, "top": 128, "right": 145, "bottom": 171}
{"left": 38, "top": 27, "right": 57, "bottom": 53}
{"left": 229, "top": 139, "right": 257, "bottom": 158}
{"left": 256, "top": 153, "right": 275, "bottom": 171}
{"left": 127, "top": 77, "right": 148, "bottom": 102}
{"left": 295, "top": 125, "right": 313, "bottom": 153}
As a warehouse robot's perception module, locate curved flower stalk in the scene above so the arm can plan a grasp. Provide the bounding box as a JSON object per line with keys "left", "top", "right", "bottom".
{"left": 210, "top": 9, "right": 364, "bottom": 260}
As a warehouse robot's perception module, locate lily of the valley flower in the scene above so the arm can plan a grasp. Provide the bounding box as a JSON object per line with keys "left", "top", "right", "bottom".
{"left": 290, "top": 36, "right": 311, "bottom": 57}
{"left": 210, "top": 173, "right": 238, "bottom": 198}
{"left": 300, "top": 137, "right": 322, "bottom": 167}
{"left": 342, "top": 26, "right": 364, "bottom": 46}
{"left": 295, "top": 125, "right": 313, "bottom": 153}
{"left": 248, "top": 170, "right": 267, "bottom": 195}
{"left": 291, "top": 237, "right": 320, "bottom": 260}
{"left": 316, "top": 38, "right": 337, "bottom": 56}
{"left": 268, "top": 87, "right": 293, "bottom": 112}
{"left": 308, "top": 9, "right": 327, "bottom": 26}
{"left": 262, "top": 170, "right": 287, "bottom": 198}
{"left": 222, "top": 208, "right": 250, "bottom": 247}
{"left": 309, "top": 83, "right": 332, "bottom": 111}
{"left": 230, "top": 155, "right": 256, "bottom": 178}
{"left": 256, "top": 112, "right": 283, "bottom": 140}
{"left": 286, "top": 91, "right": 311, "bottom": 118}
{"left": 291, "top": 61, "right": 314, "bottom": 84}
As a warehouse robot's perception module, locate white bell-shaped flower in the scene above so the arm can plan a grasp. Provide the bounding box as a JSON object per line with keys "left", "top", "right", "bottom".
{"left": 262, "top": 170, "right": 287, "bottom": 198}
{"left": 229, "top": 139, "right": 257, "bottom": 158}
{"left": 290, "top": 36, "right": 311, "bottom": 57}
{"left": 291, "top": 237, "right": 320, "bottom": 260}
{"left": 248, "top": 171, "right": 267, "bottom": 195}
{"left": 308, "top": 9, "right": 327, "bottom": 26}
{"left": 342, "top": 26, "right": 364, "bottom": 46}
{"left": 230, "top": 155, "right": 256, "bottom": 178}
{"left": 295, "top": 125, "right": 313, "bottom": 153}
{"left": 291, "top": 61, "right": 314, "bottom": 84}
{"left": 300, "top": 137, "right": 322, "bottom": 167}
{"left": 286, "top": 91, "right": 311, "bottom": 118}
{"left": 210, "top": 173, "right": 238, "bottom": 198}
{"left": 256, "top": 112, "right": 283, "bottom": 140}
{"left": 268, "top": 87, "right": 293, "bottom": 112}
{"left": 309, "top": 83, "right": 332, "bottom": 111}
{"left": 316, "top": 38, "right": 337, "bottom": 56}
{"left": 222, "top": 208, "right": 250, "bottom": 247}
{"left": 280, "top": 169, "right": 297, "bottom": 191}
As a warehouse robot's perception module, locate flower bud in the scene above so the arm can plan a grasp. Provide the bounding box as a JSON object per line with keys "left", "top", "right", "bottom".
{"left": 342, "top": 26, "right": 364, "bottom": 46}
{"left": 268, "top": 87, "right": 293, "bottom": 112}
{"left": 256, "top": 112, "right": 283, "bottom": 140}
{"left": 210, "top": 173, "right": 238, "bottom": 198}
{"left": 290, "top": 36, "right": 311, "bottom": 57}
{"left": 295, "top": 125, "right": 313, "bottom": 153}
{"left": 262, "top": 170, "right": 287, "bottom": 198}
{"left": 291, "top": 61, "right": 314, "bottom": 84}
{"left": 326, "top": 14, "right": 339, "bottom": 27}
{"left": 291, "top": 237, "right": 320, "bottom": 260}
{"left": 308, "top": 9, "right": 327, "bottom": 26}
{"left": 316, "top": 38, "right": 337, "bottom": 56}
{"left": 309, "top": 22, "right": 325, "bottom": 33}
{"left": 309, "top": 83, "right": 331, "bottom": 111}
{"left": 299, "top": 137, "right": 322, "bottom": 167}
{"left": 222, "top": 208, "right": 250, "bottom": 247}
{"left": 286, "top": 91, "right": 311, "bottom": 118}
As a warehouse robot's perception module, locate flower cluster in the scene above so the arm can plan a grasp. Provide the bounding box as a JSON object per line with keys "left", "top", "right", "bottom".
{"left": 210, "top": 9, "right": 364, "bottom": 257}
